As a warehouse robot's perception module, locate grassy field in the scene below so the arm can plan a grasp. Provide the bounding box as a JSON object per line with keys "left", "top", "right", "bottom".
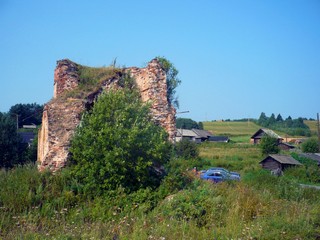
{"left": 1, "top": 121, "right": 320, "bottom": 239}
{"left": 203, "top": 121, "right": 262, "bottom": 143}
{"left": 1, "top": 143, "right": 320, "bottom": 239}
{"left": 203, "top": 121, "right": 303, "bottom": 143}
{"left": 203, "top": 121, "right": 260, "bottom": 136}
{"left": 304, "top": 120, "right": 319, "bottom": 136}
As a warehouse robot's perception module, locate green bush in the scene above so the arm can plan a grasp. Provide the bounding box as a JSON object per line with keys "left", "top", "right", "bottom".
{"left": 69, "top": 87, "right": 172, "bottom": 196}
{"left": 301, "top": 137, "right": 319, "bottom": 153}
{"left": 174, "top": 139, "right": 199, "bottom": 159}
{"left": 260, "top": 136, "right": 280, "bottom": 155}
{"left": 156, "top": 57, "right": 181, "bottom": 108}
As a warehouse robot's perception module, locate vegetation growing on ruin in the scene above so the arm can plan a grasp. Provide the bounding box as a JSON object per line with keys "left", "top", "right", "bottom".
{"left": 156, "top": 57, "right": 181, "bottom": 108}
{"left": 63, "top": 64, "right": 124, "bottom": 99}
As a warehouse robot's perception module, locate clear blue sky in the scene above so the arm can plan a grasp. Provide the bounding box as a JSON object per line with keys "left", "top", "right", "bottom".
{"left": 1, "top": 0, "right": 319, "bottom": 121}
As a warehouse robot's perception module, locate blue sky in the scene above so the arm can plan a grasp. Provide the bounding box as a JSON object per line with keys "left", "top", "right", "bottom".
{"left": 1, "top": 0, "right": 319, "bottom": 121}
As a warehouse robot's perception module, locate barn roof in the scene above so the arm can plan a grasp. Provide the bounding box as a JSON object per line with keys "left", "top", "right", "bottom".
{"left": 299, "top": 153, "right": 320, "bottom": 163}
{"left": 278, "top": 142, "right": 295, "bottom": 149}
{"left": 191, "top": 129, "right": 213, "bottom": 138}
{"left": 260, "top": 154, "right": 302, "bottom": 165}
{"left": 251, "top": 128, "right": 282, "bottom": 139}
{"left": 176, "top": 129, "right": 198, "bottom": 137}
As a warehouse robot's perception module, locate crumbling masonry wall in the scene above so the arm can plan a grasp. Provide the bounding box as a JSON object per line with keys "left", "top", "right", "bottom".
{"left": 37, "top": 59, "right": 176, "bottom": 172}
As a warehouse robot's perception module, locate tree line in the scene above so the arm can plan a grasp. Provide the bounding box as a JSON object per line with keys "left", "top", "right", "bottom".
{"left": 256, "top": 112, "right": 311, "bottom": 136}
{"left": 176, "top": 118, "right": 203, "bottom": 130}
{"left": 0, "top": 103, "right": 43, "bottom": 168}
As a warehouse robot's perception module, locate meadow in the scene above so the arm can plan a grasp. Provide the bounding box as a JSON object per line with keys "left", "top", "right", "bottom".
{"left": 1, "top": 123, "right": 320, "bottom": 239}
{"left": 304, "top": 120, "right": 319, "bottom": 136}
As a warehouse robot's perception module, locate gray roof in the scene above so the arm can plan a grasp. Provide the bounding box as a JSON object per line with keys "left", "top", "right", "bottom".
{"left": 299, "top": 153, "right": 320, "bottom": 163}
{"left": 176, "top": 129, "right": 198, "bottom": 137}
{"left": 251, "top": 128, "right": 282, "bottom": 139}
{"left": 278, "top": 142, "right": 295, "bottom": 148}
{"left": 260, "top": 154, "right": 302, "bottom": 165}
{"left": 191, "top": 129, "right": 213, "bottom": 138}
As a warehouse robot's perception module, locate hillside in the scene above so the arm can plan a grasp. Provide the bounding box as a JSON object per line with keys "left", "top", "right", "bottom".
{"left": 203, "top": 121, "right": 260, "bottom": 136}
{"left": 304, "top": 120, "right": 319, "bottom": 136}
{"left": 203, "top": 120, "right": 310, "bottom": 143}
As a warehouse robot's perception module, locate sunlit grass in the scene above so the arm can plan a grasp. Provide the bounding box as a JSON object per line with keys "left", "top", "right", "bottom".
{"left": 304, "top": 120, "right": 318, "bottom": 136}
{"left": 1, "top": 144, "right": 320, "bottom": 239}
{"left": 203, "top": 121, "right": 261, "bottom": 136}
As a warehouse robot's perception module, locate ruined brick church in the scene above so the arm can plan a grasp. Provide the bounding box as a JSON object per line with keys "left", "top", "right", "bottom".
{"left": 37, "top": 59, "right": 176, "bottom": 172}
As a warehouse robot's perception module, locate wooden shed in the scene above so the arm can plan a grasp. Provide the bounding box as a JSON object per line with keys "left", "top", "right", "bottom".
{"left": 259, "top": 154, "right": 302, "bottom": 171}
{"left": 191, "top": 129, "right": 213, "bottom": 142}
{"left": 251, "top": 128, "right": 283, "bottom": 144}
{"left": 299, "top": 153, "right": 320, "bottom": 166}
{"left": 278, "top": 142, "right": 295, "bottom": 151}
{"left": 176, "top": 129, "right": 200, "bottom": 143}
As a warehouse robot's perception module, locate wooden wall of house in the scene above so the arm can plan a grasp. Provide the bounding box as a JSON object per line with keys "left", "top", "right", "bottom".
{"left": 261, "top": 158, "right": 281, "bottom": 171}
{"left": 279, "top": 144, "right": 289, "bottom": 151}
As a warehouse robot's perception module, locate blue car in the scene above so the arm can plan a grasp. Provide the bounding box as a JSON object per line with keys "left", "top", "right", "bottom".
{"left": 200, "top": 168, "right": 240, "bottom": 183}
{"left": 207, "top": 167, "right": 241, "bottom": 180}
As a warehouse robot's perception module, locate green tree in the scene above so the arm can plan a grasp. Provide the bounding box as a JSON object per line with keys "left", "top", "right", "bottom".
{"left": 176, "top": 118, "right": 200, "bottom": 129}
{"left": 9, "top": 103, "right": 43, "bottom": 128}
{"left": 258, "top": 112, "right": 268, "bottom": 127}
{"left": 285, "top": 116, "right": 293, "bottom": 127}
{"left": 0, "top": 113, "right": 21, "bottom": 167}
{"left": 276, "top": 114, "right": 283, "bottom": 122}
{"left": 301, "top": 138, "right": 319, "bottom": 153}
{"left": 260, "top": 136, "right": 280, "bottom": 155}
{"left": 156, "top": 57, "right": 181, "bottom": 108}
{"left": 267, "top": 113, "right": 276, "bottom": 125}
{"left": 198, "top": 122, "right": 204, "bottom": 130}
{"left": 69, "top": 88, "right": 172, "bottom": 196}
{"left": 23, "top": 133, "right": 38, "bottom": 163}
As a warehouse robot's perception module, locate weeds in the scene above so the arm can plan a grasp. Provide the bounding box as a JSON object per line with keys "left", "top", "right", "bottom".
{"left": 1, "top": 145, "right": 320, "bottom": 239}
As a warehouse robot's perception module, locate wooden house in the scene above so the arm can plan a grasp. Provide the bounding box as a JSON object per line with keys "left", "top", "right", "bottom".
{"left": 278, "top": 142, "right": 295, "bottom": 151}
{"left": 251, "top": 128, "right": 283, "bottom": 144}
{"left": 191, "top": 129, "right": 213, "bottom": 142}
{"left": 299, "top": 153, "right": 320, "bottom": 166}
{"left": 176, "top": 129, "right": 200, "bottom": 143}
{"left": 259, "top": 154, "right": 302, "bottom": 171}
{"left": 208, "top": 136, "right": 229, "bottom": 143}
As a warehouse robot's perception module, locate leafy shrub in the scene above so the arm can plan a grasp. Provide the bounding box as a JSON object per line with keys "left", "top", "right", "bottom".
{"left": 69, "top": 87, "right": 172, "bottom": 196}
{"left": 260, "top": 136, "right": 280, "bottom": 155}
{"left": 156, "top": 57, "right": 181, "bottom": 108}
{"left": 301, "top": 137, "right": 319, "bottom": 153}
{"left": 174, "top": 139, "right": 199, "bottom": 159}
{"left": 156, "top": 180, "right": 222, "bottom": 227}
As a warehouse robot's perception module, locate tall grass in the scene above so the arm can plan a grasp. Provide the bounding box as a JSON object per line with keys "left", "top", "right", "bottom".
{"left": 1, "top": 146, "right": 320, "bottom": 239}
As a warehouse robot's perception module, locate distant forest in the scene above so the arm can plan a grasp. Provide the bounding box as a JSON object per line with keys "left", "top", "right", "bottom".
{"left": 176, "top": 118, "right": 203, "bottom": 130}
{"left": 255, "top": 112, "right": 311, "bottom": 136}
